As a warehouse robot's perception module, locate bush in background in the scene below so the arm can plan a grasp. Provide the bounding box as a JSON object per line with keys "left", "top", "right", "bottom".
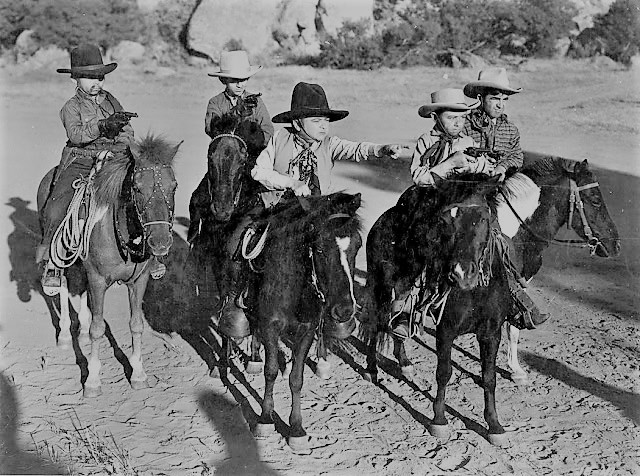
{"left": 570, "top": 0, "right": 640, "bottom": 65}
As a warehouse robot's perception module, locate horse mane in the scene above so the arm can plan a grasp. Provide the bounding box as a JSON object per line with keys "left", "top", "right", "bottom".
{"left": 210, "top": 112, "right": 238, "bottom": 137}
{"left": 523, "top": 156, "right": 577, "bottom": 179}
{"left": 263, "top": 193, "right": 362, "bottom": 240}
{"left": 93, "top": 135, "right": 177, "bottom": 207}
{"left": 434, "top": 173, "right": 499, "bottom": 211}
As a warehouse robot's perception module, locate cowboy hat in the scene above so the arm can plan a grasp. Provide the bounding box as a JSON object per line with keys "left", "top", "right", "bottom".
{"left": 208, "top": 50, "right": 262, "bottom": 79}
{"left": 272, "top": 82, "right": 349, "bottom": 123}
{"left": 463, "top": 67, "right": 522, "bottom": 98}
{"left": 56, "top": 44, "right": 117, "bottom": 78}
{"left": 418, "top": 88, "right": 480, "bottom": 117}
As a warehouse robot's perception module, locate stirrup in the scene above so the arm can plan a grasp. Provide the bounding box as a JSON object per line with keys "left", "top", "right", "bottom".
{"left": 389, "top": 313, "right": 411, "bottom": 340}
{"left": 41, "top": 264, "right": 62, "bottom": 296}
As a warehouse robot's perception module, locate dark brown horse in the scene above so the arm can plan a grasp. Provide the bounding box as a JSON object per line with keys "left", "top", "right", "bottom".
{"left": 37, "top": 136, "right": 180, "bottom": 396}
{"left": 186, "top": 111, "right": 264, "bottom": 317}
{"left": 505, "top": 156, "right": 620, "bottom": 383}
{"left": 243, "top": 192, "right": 363, "bottom": 452}
{"left": 362, "top": 175, "right": 514, "bottom": 446}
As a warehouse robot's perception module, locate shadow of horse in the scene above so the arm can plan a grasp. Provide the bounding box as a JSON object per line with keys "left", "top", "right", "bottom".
{"left": 521, "top": 351, "right": 640, "bottom": 426}
{"left": 197, "top": 390, "right": 280, "bottom": 475}
{"left": 0, "top": 371, "right": 64, "bottom": 474}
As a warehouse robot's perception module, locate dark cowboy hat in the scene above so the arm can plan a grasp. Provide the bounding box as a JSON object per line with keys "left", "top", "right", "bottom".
{"left": 272, "top": 82, "right": 349, "bottom": 123}
{"left": 56, "top": 44, "right": 117, "bottom": 78}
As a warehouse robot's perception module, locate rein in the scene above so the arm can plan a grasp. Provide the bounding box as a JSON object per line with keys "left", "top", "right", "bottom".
{"left": 498, "top": 177, "right": 603, "bottom": 255}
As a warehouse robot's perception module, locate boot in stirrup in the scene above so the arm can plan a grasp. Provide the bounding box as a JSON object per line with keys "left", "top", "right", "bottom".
{"left": 41, "top": 260, "right": 62, "bottom": 296}
{"left": 509, "top": 285, "right": 549, "bottom": 330}
{"left": 218, "top": 290, "right": 250, "bottom": 339}
{"left": 150, "top": 257, "right": 166, "bottom": 280}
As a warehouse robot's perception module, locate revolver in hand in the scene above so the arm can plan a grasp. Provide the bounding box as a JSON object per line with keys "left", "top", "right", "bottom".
{"left": 464, "top": 147, "right": 502, "bottom": 162}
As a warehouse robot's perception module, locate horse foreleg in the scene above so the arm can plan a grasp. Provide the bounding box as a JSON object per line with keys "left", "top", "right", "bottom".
{"left": 57, "top": 275, "right": 72, "bottom": 348}
{"left": 288, "top": 325, "right": 316, "bottom": 445}
{"left": 84, "top": 277, "right": 107, "bottom": 397}
{"left": 429, "top": 333, "right": 454, "bottom": 439}
{"left": 393, "top": 336, "right": 414, "bottom": 379}
{"left": 128, "top": 274, "right": 150, "bottom": 389}
{"left": 254, "top": 321, "right": 282, "bottom": 437}
{"left": 478, "top": 334, "right": 508, "bottom": 446}
{"left": 506, "top": 324, "right": 528, "bottom": 385}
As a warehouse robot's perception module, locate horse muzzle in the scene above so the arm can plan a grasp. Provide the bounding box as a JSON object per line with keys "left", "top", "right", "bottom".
{"left": 325, "top": 302, "right": 357, "bottom": 339}
{"left": 448, "top": 261, "right": 480, "bottom": 290}
{"left": 147, "top": 228, "right": 173, "bottom": 256}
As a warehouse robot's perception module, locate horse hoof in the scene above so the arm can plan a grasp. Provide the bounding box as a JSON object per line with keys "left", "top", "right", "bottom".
{"left": 253, "top": 423, "right": 276, "bottom": 438}
{"left": 315, "top": 359, "right": 331, "bottom": 380}
{"left": 363, "top": 372, "right": 377, "bottom": 383}
{"left": 245, "top": 361, "right": 263, "bottom": 374}
{"left": 428, "top": 423, "right": 450, "bottom": 440}
{"left": 511, "top": 373, "right": 529, "bottom": 386}
{"left": 209, "top": 366, "right": 221, "bottom": 379}
{"left": 288, "top": 435, "right": 311, "bottom": 453}
{"left": 400, "top": 365, "right": 414, "bottom": 379}
{"left": 130, "top": 379, "right": 148, "bottom": 390}
{"left": 83, "top": 385, "right": 102, "bottom": 398}
{"left": 488, "top": 432, "right": 510, "bottom": 447}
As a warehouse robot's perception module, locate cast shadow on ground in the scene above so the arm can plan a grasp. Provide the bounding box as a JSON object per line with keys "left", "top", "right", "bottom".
{"left": 0, "top": 371, "right": 64, "bottom": 474}
{"left": 521, "top": 351, "right": 640, "bottom": 426}
{"left": 197, "top": 390, "right": 280, "bottom": 475}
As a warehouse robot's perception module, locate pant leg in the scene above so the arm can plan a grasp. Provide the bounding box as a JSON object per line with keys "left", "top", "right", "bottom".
{"left": 39, "top": 157, "right": 94, "bottom": 260}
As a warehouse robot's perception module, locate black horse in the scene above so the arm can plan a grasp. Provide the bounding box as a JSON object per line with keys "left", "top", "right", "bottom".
{"left": 186, "top": 109, "right": 265, "bottom": 323}
{"left": 362, "top": 175, "right": 514, "bottom": 446}
{"left": 242, "top": 192, "right": 363, "bottom": 452}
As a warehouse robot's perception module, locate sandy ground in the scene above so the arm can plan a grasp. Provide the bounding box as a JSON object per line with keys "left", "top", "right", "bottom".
{"left": 0, "top": 60, "right": 638, "bottom": 475}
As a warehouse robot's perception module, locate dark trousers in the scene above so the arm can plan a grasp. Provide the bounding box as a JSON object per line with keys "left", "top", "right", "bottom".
{"left": 39, "top": 157, "right": 94, "bottom": 262}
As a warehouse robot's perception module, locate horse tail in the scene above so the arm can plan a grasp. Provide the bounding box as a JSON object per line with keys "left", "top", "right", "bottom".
{"left": 356, "top": 283, "right": 393, "bottom": 354}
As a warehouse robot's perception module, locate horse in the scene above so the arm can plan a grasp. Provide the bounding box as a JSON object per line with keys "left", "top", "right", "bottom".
{"left": 186, "top": 110, "right": 264, "bottom": 309}
{"left": 505, "top": 156, "right": 621, "bottom": 384}
{"left": 36, "top": 136, "right": 181, "bottom": 397}
{"left": 362, "top": 175, "right": 516, "bottom": 446}
{"left": 242, "top": 192, "right": 363, "bottom": 452}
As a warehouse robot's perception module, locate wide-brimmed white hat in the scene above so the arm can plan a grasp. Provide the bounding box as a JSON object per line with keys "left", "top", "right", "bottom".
{"left": 464, "top": 67, "right": 522, "bottom": 98}
{"left": 208, "top": 50, "right": 262, "bottom": 79}
{"left": 418, "top": 88, "right": 480, "bottom": 117}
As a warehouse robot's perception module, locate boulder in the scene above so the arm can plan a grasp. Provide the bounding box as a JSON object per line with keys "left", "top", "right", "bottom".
{"left": 317, "top": 0, "right": 374, "bottom": 37}
{"left": 15, "top": 30, "right": 38, "bottom": 62}
{"left": 188, "top": 0, "right": 280, "bottom": 61}
{"left": 109, "top": 41, "right": 146, "bottom": 64}
{"left": 272, "top": 0, "right": 319, "bottom": 57}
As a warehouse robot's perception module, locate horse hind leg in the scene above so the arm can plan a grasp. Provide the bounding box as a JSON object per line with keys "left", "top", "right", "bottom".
{"left": 245, "top": 333, "right": 263, "bottom": 375}
{"left": 393, "top": 336, "right": 415, "bottom": 379}
{"left": 505, "top": 323, "right": 528, "bottom": 385}
{"left": 254, "top": 322, "right": 282, "bottom": 438}
{"left": 71, "top": 291, "right": 91, "bottom": 345}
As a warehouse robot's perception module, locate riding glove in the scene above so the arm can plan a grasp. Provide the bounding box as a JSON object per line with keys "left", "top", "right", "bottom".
{"left": 98, "top": 112, "right": 130, "bottom": 139}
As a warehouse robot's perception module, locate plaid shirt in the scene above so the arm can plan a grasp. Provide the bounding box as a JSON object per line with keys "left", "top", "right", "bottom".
{"left": 462, "top": 109, "right": 523, "bottom": 171}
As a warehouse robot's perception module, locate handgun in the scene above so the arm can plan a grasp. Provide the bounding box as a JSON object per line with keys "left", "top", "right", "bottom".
{"left": 464, "top": 147, "right": 502, "bottom": 161}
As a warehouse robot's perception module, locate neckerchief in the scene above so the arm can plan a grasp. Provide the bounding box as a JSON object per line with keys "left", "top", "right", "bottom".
{"left": 290, "top": 136, "right": 321, "bottom": 195}
{"left": 469, "top": 110, "right": 507, "bottom": 151}
{"left": 420, "top": 123, "right": 458, "bottom": 168}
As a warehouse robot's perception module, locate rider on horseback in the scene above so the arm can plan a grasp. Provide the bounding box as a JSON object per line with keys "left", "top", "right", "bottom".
{"left": 204, "top": 50, "right": 274, "bottom": 144}
{"left": 37, "top": 44, "right": 164, "bottom": 291}
{"left": 216, "top": 82, "right": 403, "bottom": 338}
{"left": 390, "top": 84, "right": 548, "bottom": 338}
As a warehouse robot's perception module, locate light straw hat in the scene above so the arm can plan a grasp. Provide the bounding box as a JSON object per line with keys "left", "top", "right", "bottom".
{"left": 418, "top": 88, "right": 480, "bottom": 117}
{"left": 463, "top": 67, "right": 522, "bottom": 98}
{"left": 208, "top": 50, "right": 262, "bottom": 79}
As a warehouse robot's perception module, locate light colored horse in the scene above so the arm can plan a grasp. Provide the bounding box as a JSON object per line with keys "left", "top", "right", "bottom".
{"left": 37, "top": 136, "right": 180, "bottom": 396}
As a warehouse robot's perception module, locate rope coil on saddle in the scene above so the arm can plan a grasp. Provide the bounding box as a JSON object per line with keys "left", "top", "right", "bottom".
{"left": 50, "top": 172, "right": 100, "bottom": 268}
{"left": 241, "top": 222, "right": 270, "bottom": 271}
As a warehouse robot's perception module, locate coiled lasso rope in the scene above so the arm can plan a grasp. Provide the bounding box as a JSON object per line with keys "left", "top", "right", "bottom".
{"left": 50, "top": 174, "right": 100, "bottom": 269}
{"left": 241, "top": 222, "right": 270, "bottom": 271}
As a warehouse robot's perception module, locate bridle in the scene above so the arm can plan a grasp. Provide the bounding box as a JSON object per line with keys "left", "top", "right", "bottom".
{"left": 498, "top": 177, "right": 604, "bottom": 255}
{"left": 209, "top": 132, "right": 248, "bottom": 211}
{"left": 133, "top": 164, "right": 175, "bottom": 232}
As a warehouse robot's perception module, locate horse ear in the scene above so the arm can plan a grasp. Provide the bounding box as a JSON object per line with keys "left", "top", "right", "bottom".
{"left": 348, "top": 193, "right": 362, "bottom": 214}
{"left": 171, "top": 140, "right": 184, "bottom": 159}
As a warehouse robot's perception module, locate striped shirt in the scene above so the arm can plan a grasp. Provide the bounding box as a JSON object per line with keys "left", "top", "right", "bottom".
{"left": 462, "top": 110, "right": 523, "bottom": 171}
